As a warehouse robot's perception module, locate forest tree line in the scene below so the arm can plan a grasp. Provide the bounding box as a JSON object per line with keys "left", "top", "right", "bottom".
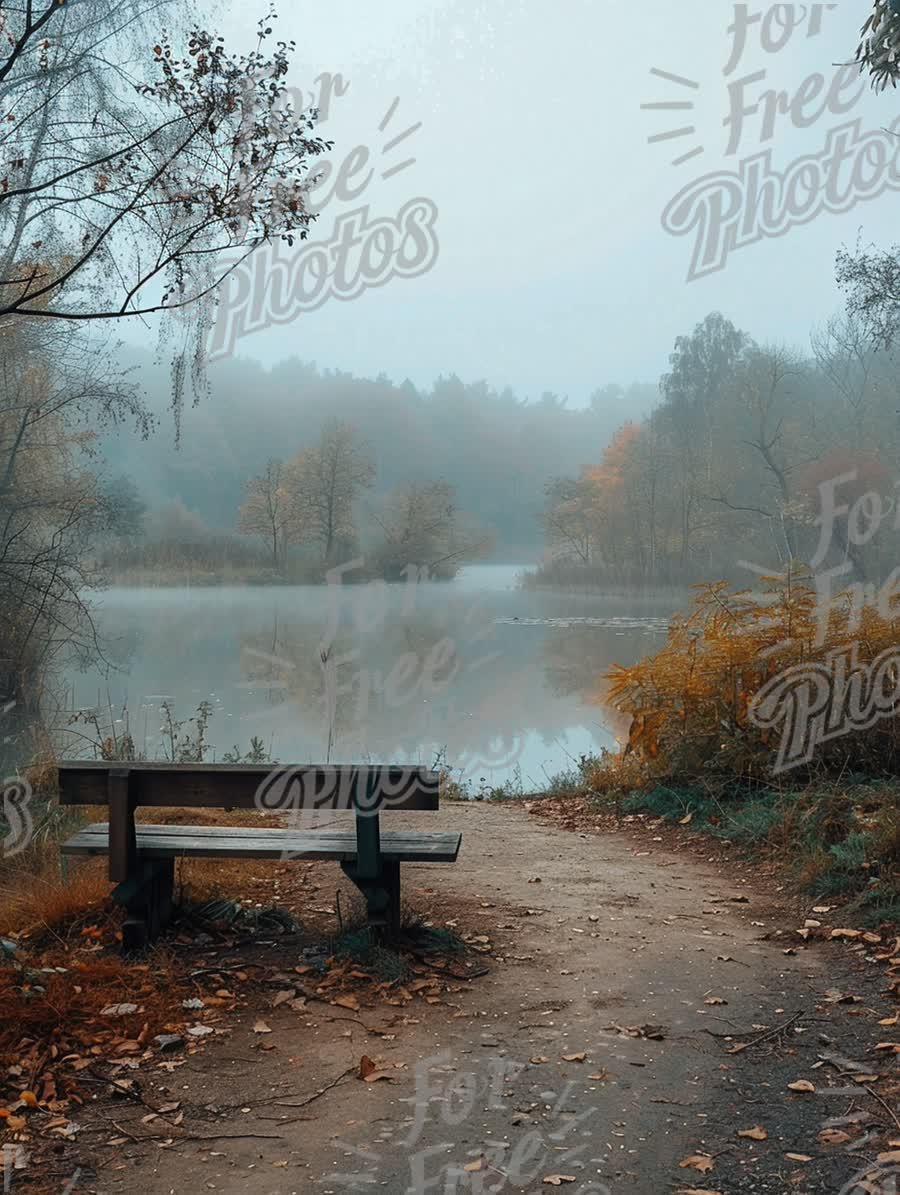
{"left": 537, "top": 311, "right": 900, "bottom": 590}
{"left": 94, "top": 350, "right": 658, "bottom": 564}
{"left": 103, "top": 420, "right": 499, "bottom": 583}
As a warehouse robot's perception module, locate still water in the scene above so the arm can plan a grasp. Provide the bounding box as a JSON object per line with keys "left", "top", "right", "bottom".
{"left": 61, "top": 566, "right": 673, "bottom": 791}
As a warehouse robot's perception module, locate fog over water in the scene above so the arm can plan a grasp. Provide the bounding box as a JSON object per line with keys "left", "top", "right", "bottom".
{"left": 62, "top": 567, "right": 672, "bottom": 789}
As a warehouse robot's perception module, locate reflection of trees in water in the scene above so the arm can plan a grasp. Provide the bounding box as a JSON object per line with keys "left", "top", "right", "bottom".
{"left": 100, "top": 625, "right": 141, "bottom": 674}
{"left": 542, "top": 624, "right": 668, "bottom": 745}
{"left": 72, "top": 592, "right": 674, "bottom": 774}
{"left": 236, "top": 603, "right": 588, "bottom": 769}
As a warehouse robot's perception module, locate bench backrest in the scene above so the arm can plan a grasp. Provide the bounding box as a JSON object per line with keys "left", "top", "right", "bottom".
{"left": 57, "top": 761, "right": 440, "bottom": 813}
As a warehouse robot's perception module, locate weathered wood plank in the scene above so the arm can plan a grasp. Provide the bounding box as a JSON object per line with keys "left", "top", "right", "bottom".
{"left": 107, "top": 768, "right": 136, "bottom": 884}
{"left": 70, "top": 824, "right": 457, "bottom": 847}
{"left": 61, "top": 825, "right": 462, "bottom": 864}
{"left": 57, "top": 762, "right": 440, "bottom": 812}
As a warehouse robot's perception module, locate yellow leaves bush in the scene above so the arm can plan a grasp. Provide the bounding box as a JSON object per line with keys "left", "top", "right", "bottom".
{"left": 598, "top": 568, "right": 900, "bottom": 787}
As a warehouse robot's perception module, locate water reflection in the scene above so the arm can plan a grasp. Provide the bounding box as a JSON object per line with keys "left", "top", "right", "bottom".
{"left": 60, "top": 568, "right": 673, "bottom": 787}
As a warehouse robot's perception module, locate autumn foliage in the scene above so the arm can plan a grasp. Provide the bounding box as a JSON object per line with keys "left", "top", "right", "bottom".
{"left": 596, "top": 568, "right": 900, "bottom": 789}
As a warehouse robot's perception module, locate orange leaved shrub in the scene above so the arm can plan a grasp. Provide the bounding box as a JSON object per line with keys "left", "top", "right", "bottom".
{"left": 600, "top": 568, "right": 900, "bottom": 787}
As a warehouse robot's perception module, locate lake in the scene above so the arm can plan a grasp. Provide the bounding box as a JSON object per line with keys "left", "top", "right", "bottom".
{"left": 60, "top": 566, "right": 674, "bottom": 792}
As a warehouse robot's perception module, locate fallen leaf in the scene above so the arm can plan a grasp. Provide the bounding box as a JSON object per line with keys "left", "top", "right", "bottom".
{"left": 679, "top": 1155, "right": 714, "bottom": 1174}
{"left": 787, "top": 1080, "right": 815, "bottom": 1093}
{"left": 253, "top": 1020, "right": 272, "bottom": 1035}
{"left": 830, "top": 929, "right": 861, "bottom": 940}
{"left": 785, "top": 1153, "right": 812, "bottom": 1162}
{"left": 819, "top": 1129, "right": 852, "bottom": 1146}
{"left": 464, "top": 1159, "right": 485, "bottom": 1172}
{"left": 17, "top": 1093, "right": 37, "bottom": 1109}
{"left": 359, "top": 1055, "right": 376, "bottom": 1080}
{"left": 561, "top": 1052, "right": 586, "bottom": 1062}
{"left": 704, "top": 997, "right": 727, "bottom": 1006}
{"left": 332, "top": 995, "right": 360, "bottom": 1012}
{"left": 542, "top": 1178, "right": 576, "bottom": 1186}
{"left": 738, "top": 1126, "right": 768, "bottom": 1140}
{"left": 877, "top": 1151, "right": 900, "bottom": 1164}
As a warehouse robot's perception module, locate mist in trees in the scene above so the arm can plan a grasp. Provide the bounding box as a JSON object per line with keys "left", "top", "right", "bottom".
{"left": 0, "top": 320, "right": 152, "bottom": 735}
{"left": 0, "top": 0, "right": 335, "bottom": 761}
{"left": 93, "top": 351, "right": 657, "bottom": 578}
{"left": 538, "top": 310, "right": 900, "bottom": 590}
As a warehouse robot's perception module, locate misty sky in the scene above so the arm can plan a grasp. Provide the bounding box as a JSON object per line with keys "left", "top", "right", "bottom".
{"left": 133, "top": 1, "right": 900, "bottom": 406}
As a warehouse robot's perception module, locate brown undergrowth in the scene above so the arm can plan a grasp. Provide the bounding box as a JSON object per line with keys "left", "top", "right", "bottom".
{"left": 0, "top": 806, "right": 480, "bottom": 1178}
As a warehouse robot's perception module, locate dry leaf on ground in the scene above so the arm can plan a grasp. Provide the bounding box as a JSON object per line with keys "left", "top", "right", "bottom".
{"left": 679, "top": 1155, "right": 714, "bottom": 1173}
{"left": 738, "top": 1126, "right": 767, "bottom": 1140}
{"left": 332, "top": 995, "right": 360, "bottom": 1012}
{"left": 819, "top": 1129, "right": 852, "bottom": 1146}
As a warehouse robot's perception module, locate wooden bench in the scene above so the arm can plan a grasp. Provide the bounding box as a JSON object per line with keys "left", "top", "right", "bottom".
{"left": 58, "top": 761, "right": 460, "bottom": 948}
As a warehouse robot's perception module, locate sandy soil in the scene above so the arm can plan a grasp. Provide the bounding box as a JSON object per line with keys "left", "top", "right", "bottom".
{"left": 47, "top": 802, "right": 900, "bottom": 1195}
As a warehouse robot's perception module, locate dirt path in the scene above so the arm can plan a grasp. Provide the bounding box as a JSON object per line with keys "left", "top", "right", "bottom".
{"left": 80, "top": 803, "right": 896, "bottom": 1195}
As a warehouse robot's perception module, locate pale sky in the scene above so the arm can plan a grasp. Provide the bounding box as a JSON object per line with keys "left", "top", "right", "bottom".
{"left": 137, "top": 0, "right": 900, "bottom": 405}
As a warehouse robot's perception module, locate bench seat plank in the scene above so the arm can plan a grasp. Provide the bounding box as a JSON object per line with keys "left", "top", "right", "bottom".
{"left": 61, "top": 823, "right": 462, "bottom": 864}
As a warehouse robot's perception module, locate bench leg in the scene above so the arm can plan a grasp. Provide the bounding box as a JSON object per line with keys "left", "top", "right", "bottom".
{"left": 340, "top": 861, "right": 402, "bottom": 942}
{"left": 383, "top": 861, "right": 401, "bottom": 941}
{"left": 112, "top": 858, "right": 175, "bottom": 950}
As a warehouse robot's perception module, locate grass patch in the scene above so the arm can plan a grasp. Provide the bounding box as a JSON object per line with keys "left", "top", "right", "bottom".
{"left": 407, "top": 925, "right": 468, "bottom": 955}
{"left": 0, "top": 859, "right": 112, "bottom": 941}
{"left": 330, "top": 926, "right": 411, "bottom": 983}
{"left": 615, "top": 777, "right": 900, "bottom": 926}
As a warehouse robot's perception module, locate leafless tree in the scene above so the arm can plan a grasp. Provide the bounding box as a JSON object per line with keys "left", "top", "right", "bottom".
{"left": 369, "top": 480, "right": 491, "bottom": 580}
{"left": 285, "top": 420, "right": 375, "bottom": 564}
{"left": 0, "top": 320, "right": 149, "bottom": 724}
{"left": 237, "top": 458, "right": 291, "bottom": 569}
